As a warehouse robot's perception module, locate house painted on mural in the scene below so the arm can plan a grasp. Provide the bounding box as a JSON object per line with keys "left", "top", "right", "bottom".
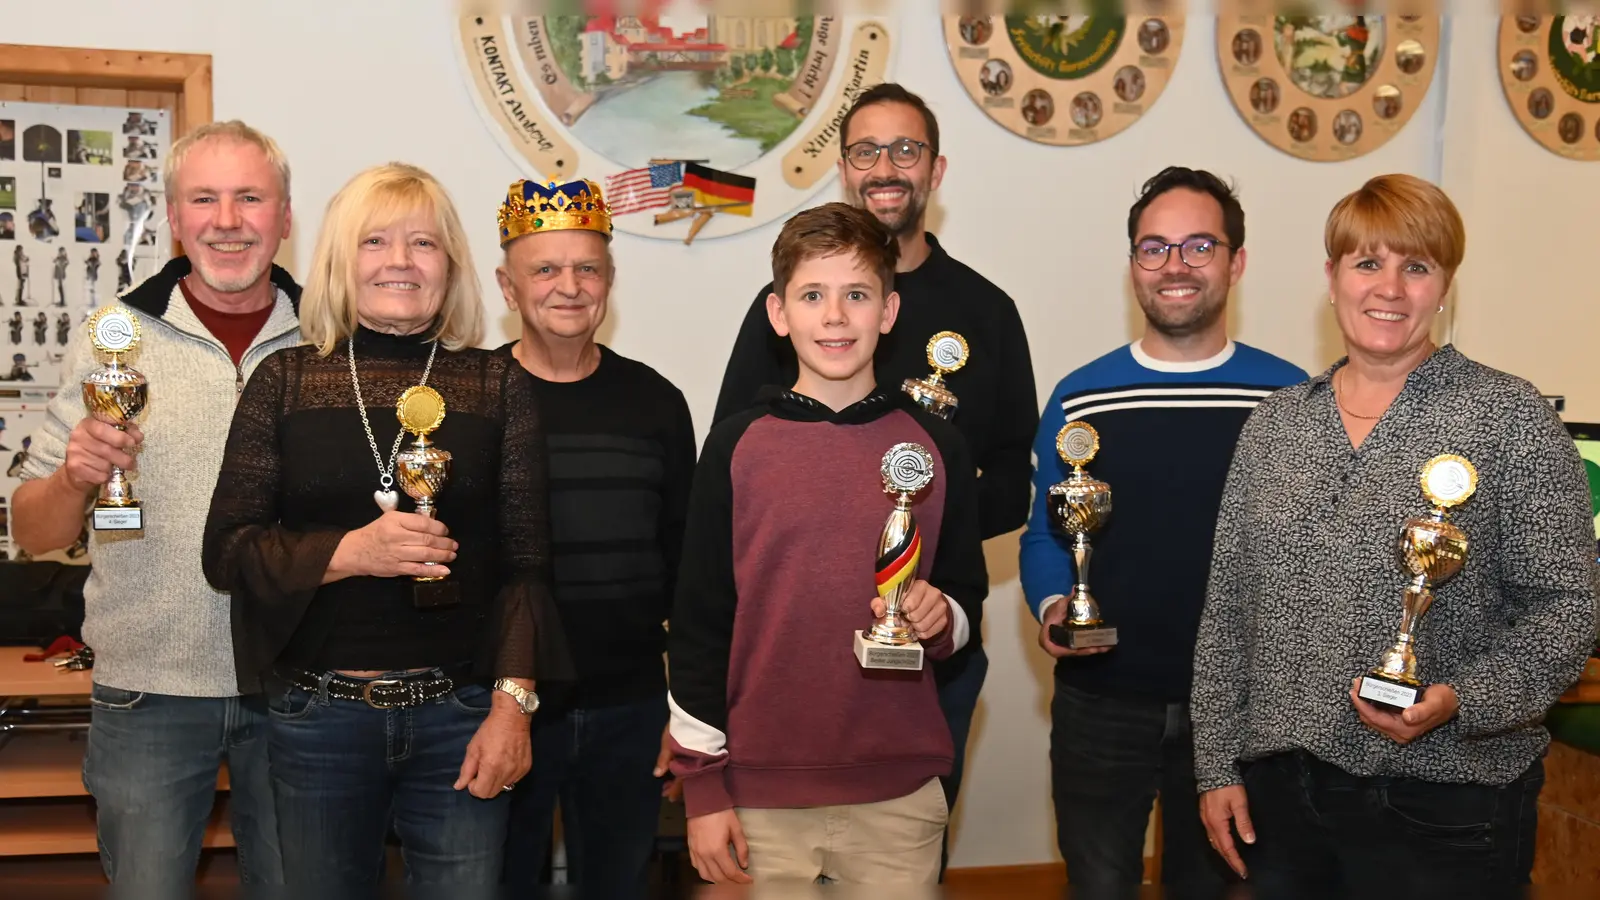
{"left": 579, "top": 15, "right": 800, "bottom": 82}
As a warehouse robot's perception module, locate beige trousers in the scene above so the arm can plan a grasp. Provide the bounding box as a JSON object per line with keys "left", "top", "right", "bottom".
{"left": 734, "top": 777, "right": 948, "bottom": 887}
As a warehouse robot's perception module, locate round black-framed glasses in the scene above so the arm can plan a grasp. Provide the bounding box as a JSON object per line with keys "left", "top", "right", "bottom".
{"left": 1131, "top": 236, "right": 1232, "bottom": 271}
{"left": 842, "top": 139, "right": 928, "bottom": 170}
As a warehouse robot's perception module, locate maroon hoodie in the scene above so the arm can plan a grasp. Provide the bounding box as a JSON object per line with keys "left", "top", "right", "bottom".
{"left": 667, "top": 387, "right": 987, "bottom": 817}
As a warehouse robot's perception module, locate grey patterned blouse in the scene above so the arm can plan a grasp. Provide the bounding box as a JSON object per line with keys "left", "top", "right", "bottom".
{"left": 1192, "top": 345, "right": 1598, "bottom": 792}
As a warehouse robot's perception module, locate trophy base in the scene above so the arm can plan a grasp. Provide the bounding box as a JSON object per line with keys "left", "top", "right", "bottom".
{"left": 854, "top": 630, "right": 924, "bottom": 671}
{"left": 92, "top": 503, "right": 143, "bottom": 532}
{"left": 1050, "top": 623, "right": 1118, "bottom": 649}
{"left": 413, "top": 580, "right": 460, "bottom": 609}
{"left": 1357, "top": 674, "right": 1424, "bottom": 713}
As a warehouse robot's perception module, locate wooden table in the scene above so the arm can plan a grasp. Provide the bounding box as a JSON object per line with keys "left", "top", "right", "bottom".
{"left": 0, "top": 646, "right": 234, "bottom": 877}
{"left": 0, "top": 645, "right": 92, "bottom": 751}
{"left": 0, "top": 645, "right": 96, "bottom": 864}
{"left": 0, "top": 647, "right": 92, "bottom": 700}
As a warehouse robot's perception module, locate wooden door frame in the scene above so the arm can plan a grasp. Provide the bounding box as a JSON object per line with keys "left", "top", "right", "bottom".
{"left": 0, "top": 43, "right": 212, "bottom": 135}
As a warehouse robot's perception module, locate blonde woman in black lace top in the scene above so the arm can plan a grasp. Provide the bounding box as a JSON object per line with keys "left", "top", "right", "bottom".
{"left": 203, "top": 163, "right": 568, "bottom": 885}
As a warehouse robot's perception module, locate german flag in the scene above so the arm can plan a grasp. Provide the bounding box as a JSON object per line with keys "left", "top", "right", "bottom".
{"left": 683, "top": 163, "right": 755, "bottom": 217}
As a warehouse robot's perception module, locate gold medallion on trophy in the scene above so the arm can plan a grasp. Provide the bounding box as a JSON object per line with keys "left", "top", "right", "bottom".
{"left": 395, "top": 385, "right": 452, "bottom": 588}
{"left": 856, "top": 442, "right": 937, "bottom": 670}
{"left": 1048, "top": 421, "right": 1118, "bottom": 648}
{"left": 901, "top": 331, "right": 969, "bottom": 420}
{"left": 82, "top": 306, "right": 148, "bottom": 532}
{"left": 1358, "top": 454, "right": 1477, "bottom": 712}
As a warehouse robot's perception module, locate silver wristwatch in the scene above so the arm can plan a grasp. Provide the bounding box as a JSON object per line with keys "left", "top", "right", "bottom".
{"left": 493, "top": 678, "right": 540, "bottom": 715}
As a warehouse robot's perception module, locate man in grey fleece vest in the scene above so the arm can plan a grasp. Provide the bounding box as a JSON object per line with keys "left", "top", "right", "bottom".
{"left": 12, "top": 121, "right": 300, "bottom": 887}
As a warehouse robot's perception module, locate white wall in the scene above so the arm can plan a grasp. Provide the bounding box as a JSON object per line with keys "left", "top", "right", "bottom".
{"left": 1438, "top": 13, "right": 1600, "bottom": 422}
{"left": 12, "top": 1, "right": 1599, "bottom": 869}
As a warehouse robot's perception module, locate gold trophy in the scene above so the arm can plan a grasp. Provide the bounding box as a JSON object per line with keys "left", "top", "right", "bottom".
{"left": 1358, "top": 454, "right": 1477, "bottom": 712}
{"left": 82, "top": 306, "right": 148, "bottom": 532}
{"left": 395, "top": 386, "right": 451, "bottom": 585}
{"left": 901, "top": 331, "right": 968, "bottom": 420}
{"left": 856, "top": 442, "right": 936, "bottom": 671}
{"left": 1047, "top": 421, "right": 1118, "bottom": 649}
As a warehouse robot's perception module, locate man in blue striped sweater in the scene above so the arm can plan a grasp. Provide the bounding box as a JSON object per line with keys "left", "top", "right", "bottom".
{"left": 1020, "top": 167, "right": 1306, "bottom": 896}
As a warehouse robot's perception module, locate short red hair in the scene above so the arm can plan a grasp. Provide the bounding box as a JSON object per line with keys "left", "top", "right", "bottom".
{"left": 1325, "top": 174, "right": 1465, "bottom": 277}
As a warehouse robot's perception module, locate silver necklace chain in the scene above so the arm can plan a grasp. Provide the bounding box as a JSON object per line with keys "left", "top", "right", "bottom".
{"left": 348, "top": 331, "right": 439, "bottom": 490}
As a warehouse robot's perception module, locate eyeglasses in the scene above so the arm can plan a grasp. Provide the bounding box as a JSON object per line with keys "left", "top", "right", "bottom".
{"left": 1131, "top": 236, "right": 1232, "bottom": 271}
{"left": 842, "top": 139, "right": 928, "bottom": 170}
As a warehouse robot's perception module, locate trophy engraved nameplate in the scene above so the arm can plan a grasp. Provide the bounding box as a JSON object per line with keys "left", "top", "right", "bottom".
{"left": 1358, "top": 454, "right": 1477, "bottom": 713}
{"left": 901, "top": 331, "right": 968, "bottom": 420}
{"left": 395, "top": 385, "right": 454, "bottom": 601}
{"left": 856, "top": 443, "right": 936, "bottom": 671}
{"left": 1047, "top": 421, "right": 1118, "bottom": 649}
{"left": 82, "top": 306, "right": 148, "bottom": 532}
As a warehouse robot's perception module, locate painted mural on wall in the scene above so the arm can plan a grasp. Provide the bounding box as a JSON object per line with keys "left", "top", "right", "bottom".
{"left": 458, "top": 8, "right": 897, "bottom": 243}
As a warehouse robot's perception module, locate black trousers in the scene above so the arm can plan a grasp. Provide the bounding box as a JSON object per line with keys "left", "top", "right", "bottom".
{"left": 1238, "top": 749, "right": 1544, "bottom": 900}
{"left": 1051, "top": 680, "right": 1235, "bottom": 899}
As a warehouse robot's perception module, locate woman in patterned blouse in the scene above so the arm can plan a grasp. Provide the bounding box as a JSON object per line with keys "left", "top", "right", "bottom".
{"left": 1191, "top": 174, "right": 1597, "bottom": 895}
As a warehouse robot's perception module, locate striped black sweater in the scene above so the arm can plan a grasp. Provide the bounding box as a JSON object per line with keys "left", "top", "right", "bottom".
{"left": 499, "top": 342, "right": 697, "bottom": 710}
{"left": 1020, "top": 340, "right": 1306, "bottom": 701}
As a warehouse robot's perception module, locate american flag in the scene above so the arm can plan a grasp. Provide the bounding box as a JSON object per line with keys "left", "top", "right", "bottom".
{"left": 605, "top": 162, "right": 684, "bottom": 215}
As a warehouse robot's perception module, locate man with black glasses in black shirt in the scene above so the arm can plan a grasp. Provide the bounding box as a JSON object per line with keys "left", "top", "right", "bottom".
{"left": 495, "top": 177, "right": 697, "bottom": 897}
{"left": 711, "top": 83, "right": 1039, "bottom": 855}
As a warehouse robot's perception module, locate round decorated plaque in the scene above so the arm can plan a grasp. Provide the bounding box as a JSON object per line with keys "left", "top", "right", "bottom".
{"left": 1499, "top": 15, "right": 1600, "bottom": 161}
{"left": 456, "top": 8, "right": 899, "bottom": 242}
{"left": 87, "top": 306, "right": 141, "bottom": 355}
{"left": 1219, "top": 13, "right": 1439, "bottom": 161}
{"left": 882, "top": 442, "right": 935, "bottom": 496}
{"left": 944, "top": 10, "right": 1184, "bottom": 146}
{"left": 397, "top": 385, "right": 447, "bottom": 437}
{"left": 1421, "top": 453, "right": 1478, "bottom": 510}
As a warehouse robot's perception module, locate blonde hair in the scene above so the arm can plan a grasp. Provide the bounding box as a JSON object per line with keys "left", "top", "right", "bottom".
{"left": 164, "top": 120, "right": 291, "bottom": 203}
{"left": 299, "top": 163, "right": 483, "bottom": 356}
{"left": 1324, "top": 174, "right": 1465, "bottom": 278}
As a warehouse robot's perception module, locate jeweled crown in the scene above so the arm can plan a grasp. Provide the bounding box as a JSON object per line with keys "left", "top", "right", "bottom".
{"left": 497, "top": 178, "right": 613, "bottom": 246}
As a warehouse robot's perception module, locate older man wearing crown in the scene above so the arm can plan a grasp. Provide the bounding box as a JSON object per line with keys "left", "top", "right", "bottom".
{"left": 495, "top": 178, "right": 698, "bottom": 895}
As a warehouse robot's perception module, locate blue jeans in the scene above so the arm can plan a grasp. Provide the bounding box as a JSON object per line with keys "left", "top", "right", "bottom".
{"left": 935, "top": 644, "right": 988, "bottom": 812}
{"left": 83, "top": 683, "right": 281, "bottom": 885}
{"left": 504, "top": 693, "right": 669, "bottom": 896}
{"left": 934, "top": 644, "right": 987, "bottom": 877}
{"left": 266, "top": 672, "right": 511, "bottom": 888}
{"left": 1050, "top": 680, "right": 1233, "bottom": 899}
{"left": 1239, "top": 750, "right": 1543, "bottom": 899}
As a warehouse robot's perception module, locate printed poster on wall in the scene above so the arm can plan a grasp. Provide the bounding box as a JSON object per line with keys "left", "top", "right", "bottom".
{"left": 0, "top": 100, "right": 169, "bottom": 562}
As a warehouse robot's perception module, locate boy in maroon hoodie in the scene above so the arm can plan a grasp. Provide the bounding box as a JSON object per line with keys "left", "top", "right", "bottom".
{"left": 667, "top": 202, "right": 987, "bottom": 884}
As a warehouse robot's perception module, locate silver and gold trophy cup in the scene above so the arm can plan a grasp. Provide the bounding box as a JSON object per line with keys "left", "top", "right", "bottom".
{"left": 395, "top": 386, "right": 452, "bottom": 585}
{"left": 82, "top": 306, "right": 148, "bottom": 532}
{"left": 1357, "top": 454, "right": 1477, "bottom": 712}
{"left": 1047, "top": 421, "right": 1118, "bottom": 649}
{"left": 855, "top": 443, "right": 936, "bottom": 671}
{"left": 901, "top": 331, "right": 968, "bottom": 420}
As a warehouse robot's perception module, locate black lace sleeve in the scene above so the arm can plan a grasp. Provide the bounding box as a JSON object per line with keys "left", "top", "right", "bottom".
{"left": 484, "top": 359, "right": 573, "bottom": 684}
{"left": 202, "top": 350, "right": 347, "bottom": 693}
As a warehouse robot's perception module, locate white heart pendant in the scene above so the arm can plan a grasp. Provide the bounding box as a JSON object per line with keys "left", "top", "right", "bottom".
{"left": 374, "top": 490, "right": 398, "bottom": 512}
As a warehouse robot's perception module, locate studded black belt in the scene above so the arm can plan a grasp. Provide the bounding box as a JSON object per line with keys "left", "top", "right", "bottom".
{"left": 287, "top": 668, "right": 459, "bottom": 710}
